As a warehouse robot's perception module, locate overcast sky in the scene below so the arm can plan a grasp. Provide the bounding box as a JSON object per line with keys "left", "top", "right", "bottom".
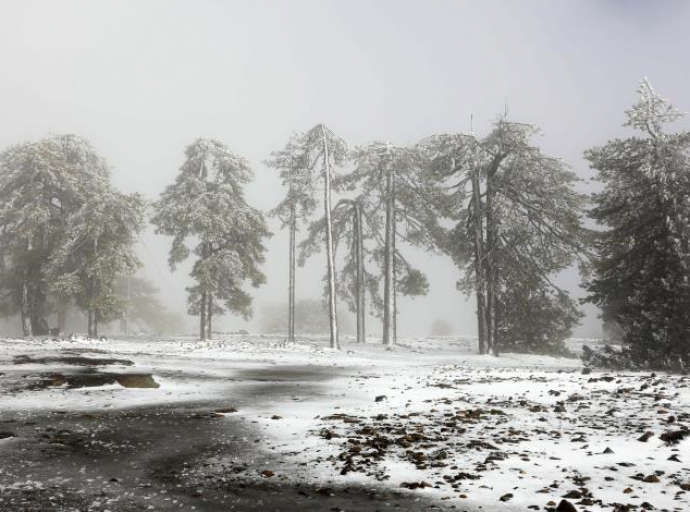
{"left": 1, "top": 0, "right": 689, "bottom": 337}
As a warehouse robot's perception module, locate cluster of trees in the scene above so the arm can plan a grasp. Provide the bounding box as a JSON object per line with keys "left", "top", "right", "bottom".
{"left": 268, "top": 81, "right": 690, "bottom": 368}
{"left": 2, "top": 80, "right": 688, "bottom": 369}
{"left": 268, "top": 120, "right": 585, "bottom": 356}
{"left": 0, "top": 135, "right": 145, "bottom": 338}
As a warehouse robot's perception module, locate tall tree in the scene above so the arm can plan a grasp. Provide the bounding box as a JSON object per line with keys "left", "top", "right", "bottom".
{"left": 299, "top": 196, "right": 379, "bottom": 343}
{"left": 49, "top": 186, "right": 146, "bottom": 338}
{"left": 115, "top": 276, "right": 185, "bottom": 335}
{"left": 266, "top": 134, "right": 316, "bottom": 343}
{"left": 344, "top": 143, "right": 435, "bottom": 345}
{"left": 297, "top": 124, "right": 347, "bottom": 349}
{"left": 586, "top": 79, "right": 690, "bottom": 370}
{"left": 422, "top": 118, "right": 586, "bottom": 355}
{"left": 0, "top": 134, "right": 110, "bottom": 336}
{"left": 152, "top": 139, "right": 269, "bottom": 341}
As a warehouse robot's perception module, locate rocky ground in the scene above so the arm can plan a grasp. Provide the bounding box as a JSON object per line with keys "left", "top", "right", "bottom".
{"left": 0, "top": 335, "right": 689, "bottom": 512}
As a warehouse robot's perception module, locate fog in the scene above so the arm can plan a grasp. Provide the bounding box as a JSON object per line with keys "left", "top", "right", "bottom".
{"left": 2, "top": 0, "right": 690, "bottom": 337}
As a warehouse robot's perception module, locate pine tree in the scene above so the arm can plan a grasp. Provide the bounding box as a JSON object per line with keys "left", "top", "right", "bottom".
{"left": 586, "top": 79, "right": 690, "bottom": 370}
{"left": 0, "top": 134, "right": 111, "bottom": 336}
{"left": 422, "top": 118, "right": 586, "bottom": 355}
{"left": 299, "top": 196, "right": 381, "bottom": 343}
{"left": 152, "top": 139, "right": 270, "bottom": 341}
{"left": 48, "top": 186, "right": 146, "bottom": 338}
{"left": 266, "top": 134, "right": 316, "bottom": 343}
{"left": 296, "top": 124, "right": 347, "bottom": 349}
{"left": 343, "top": 143, "right": 435, "bottom": 345}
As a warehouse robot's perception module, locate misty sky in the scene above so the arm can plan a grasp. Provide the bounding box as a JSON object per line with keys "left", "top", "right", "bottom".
{"left": 2, "top": 0, "right": 690, "bottom": 337}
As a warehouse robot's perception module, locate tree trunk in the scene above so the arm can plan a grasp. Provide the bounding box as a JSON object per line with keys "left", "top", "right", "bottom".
{"left": 122, "top": 276, "right": 131, "bottom": 335}
{"left": 383, "top": 150, "right": 395, "bottom": 345}
{"left": 87, "top": 309, "right": 94, "bottom": 339}
{"left": 21, "top": 281, "right": 30, "bottom": 337}
{"left": 93, "top": 311, "right": 99, "bottom": 339}
{"left": 57, "top": 303, "right": 67, "bottom": 335}
{"left": 200, "top": 290, "right": 207, "bottom": 341}
{"left": 485, "top": 168, "right": 498, "bottom": 356}
{"left": 288, "top": 206, "right": 296, "bottom": 343}
{"left": 207, "top": 293, "right": 213, "bottom": 339}
{"left": 354, "top": 202, "right": 365, "bottom": 343}
{"left": 471, "top": 170, "right": 488, "bottom": 354}
{"left": 321, "top": 124, "right": 339, "bottom": 350}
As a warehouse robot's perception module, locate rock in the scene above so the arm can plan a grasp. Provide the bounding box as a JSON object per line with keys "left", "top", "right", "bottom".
{"left": 660, "top": 429, "right": 689, "bottom": 445}
{"left": 603, "top": 447, "right": 614, "bottom": 454}
{"left": 581, "top": 368, "right": 592, "bottom": 375}
{"left": 638, "top": 431, "right": 654, "bottom": 442}
{"left": 0, "top": 431, "right": 16, "bottom": 440}
{"left": 114, "top": 374, "right": 159, "bottom": 389}
{"left": 260, "top": 470, "right": 275, "bottom": 478}
{"left": 400, "top": 481, "right": 432, "bottom": 489}
{"left": 375, "top": 395, "right": 387, "bottom": 402}
{"left": 499, "top": 493, "right": 513, "bottom": 502}
{"left": 214, "top": 407, "right": 238, "bottom": 414}
{"left": 271, "top": 415, "right": 283, "bottom": 420}
{"left": 556, "top": 499, "right": 577, "bottom": 512}
{"left": 562, "top": 490, "right": 582, "bottom": 499}
{"left": 643, "top": 474, "right": 659, "bottom": 483}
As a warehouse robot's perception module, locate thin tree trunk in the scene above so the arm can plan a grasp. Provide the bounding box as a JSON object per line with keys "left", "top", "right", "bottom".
{"left": 485, "top": 172, "right": 498, "bottom": 356}
{"left": 122, "top": 276, "right": 131, "bottom": 335}
{"left": 21, "top": 282, "right": 30, "bottom": 337}
{"left": 57, "top": 303, "right": 67, "bottom": 335}
{"left": 288, "top": 206, "right": 296, "bottom": 343}
{"left": 93, "top": 311, "right": 99, "bottom": 339}
{"left": 321, "top": 124, "right": 339, "bottom": 350}
{"left": 200, "top": 290, "right": 207, "bottom": 341}
{"left": 392, "top": 193, "right": 398, "bottom": 344}
{"left": 383, "top": 151, "right": 395, "bottom": 346}
{"left": 87, "top": 309, "right": 94, "bottom": 339}
{"left": 207, "top": 292, "right": 213, "bottom": 340}
{"left": 354, "top": 201, "right": 365, "bottom": 343}
{"left": 471, "top": 171, "right": 488, "bottom": 354}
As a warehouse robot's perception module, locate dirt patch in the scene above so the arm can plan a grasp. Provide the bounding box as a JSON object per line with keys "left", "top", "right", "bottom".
{"left": 13, "top": 354, "right": 134, "bottom": 366}
{"left": 114, "top": 374, "right": 160, "bottom": 388}
{"left": 15, "top": 372, "right": 159, "bottom": 390}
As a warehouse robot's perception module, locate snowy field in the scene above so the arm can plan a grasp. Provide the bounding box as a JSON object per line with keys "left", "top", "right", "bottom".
{"left": 0, "top": 335, "right": 689, "bottom": 511}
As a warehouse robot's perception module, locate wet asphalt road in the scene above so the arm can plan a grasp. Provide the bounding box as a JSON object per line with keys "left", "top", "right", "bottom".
{"left": 0, "top": 365, "right": 457, "bottom": 512}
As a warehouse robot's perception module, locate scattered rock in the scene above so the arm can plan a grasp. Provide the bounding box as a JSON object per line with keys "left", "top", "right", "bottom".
{"left": 556, "top": 499, "right": 577, "bottom": 512}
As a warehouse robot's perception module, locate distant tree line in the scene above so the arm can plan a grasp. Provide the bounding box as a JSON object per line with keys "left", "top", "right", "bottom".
{"left": 1, "top": 80, "right": 688, "bottom": 370}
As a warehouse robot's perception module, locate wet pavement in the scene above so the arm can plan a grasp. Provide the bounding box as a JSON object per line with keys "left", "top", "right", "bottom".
{"left": 0, "top": 365, "right": 455, "bottom": 511}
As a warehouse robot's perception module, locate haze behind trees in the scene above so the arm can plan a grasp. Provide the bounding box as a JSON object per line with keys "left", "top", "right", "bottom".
{"left": 1, "top": 0, "right": 690, "bottom": 339}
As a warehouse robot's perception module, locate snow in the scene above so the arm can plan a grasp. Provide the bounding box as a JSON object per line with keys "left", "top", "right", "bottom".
{"left": 1, "top": 334, "right": 688, "bottom": 511}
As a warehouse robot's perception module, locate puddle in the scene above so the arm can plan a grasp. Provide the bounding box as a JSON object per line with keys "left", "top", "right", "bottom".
{"left": 13, "top": 354, "right": 134, "bottom": 366}
{"left": 16, "top": 372, "right": 160, "bottom": 390}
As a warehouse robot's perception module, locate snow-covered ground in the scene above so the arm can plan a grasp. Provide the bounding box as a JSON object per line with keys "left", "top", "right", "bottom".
{"left": 1, "top": 334, "right": 688, "bottom": 512}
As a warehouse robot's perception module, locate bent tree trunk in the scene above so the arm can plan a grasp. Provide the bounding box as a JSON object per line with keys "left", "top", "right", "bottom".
{"left": 321, "top": 124, "right": 339, "bottom": 350}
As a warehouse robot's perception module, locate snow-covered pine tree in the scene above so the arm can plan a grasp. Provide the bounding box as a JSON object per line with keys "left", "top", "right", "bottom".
{"left": 0, "top": 134, "right": 111, "bottom": 336}
{"left": 299, "top": 196, "right": 381, "bottom": 343}
{"left": 152, "top": 139, "right": 269, "bottom": 341}
{"left": 266, "top": 134, "right": 316, "bottom": 343}
{"left": 586, "top": 79, "right": 690, "bottom": 370}
{"left": 48, "top": 186, "right": 146, "bottom": 338}
{"left": 343, "top": 143, "right": 436, "bottom": 345}
{"left": 422, "top": 118, "right": 586, "bottom": 356}
{"left": 295, "top": 124, "right": 347, "bottom": 350}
